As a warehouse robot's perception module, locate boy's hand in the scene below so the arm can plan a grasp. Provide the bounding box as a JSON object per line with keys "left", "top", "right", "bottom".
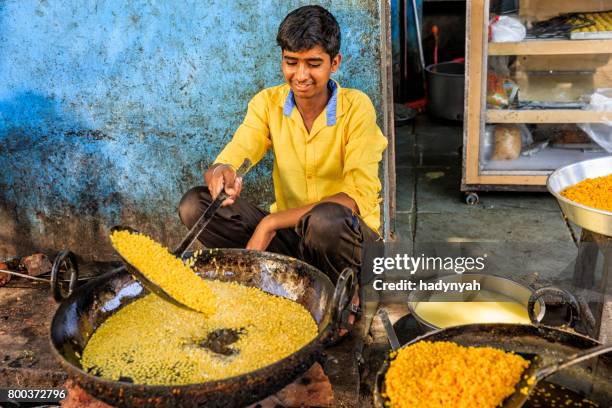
{"left": 205, "top": 164, "right": 243, "bottom": 206}
{"left": 246, "top": 215, "right": 277, "bottom": 251}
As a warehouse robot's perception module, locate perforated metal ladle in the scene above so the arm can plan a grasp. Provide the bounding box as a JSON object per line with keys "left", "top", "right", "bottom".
{"left": 111, "top": 159, "right": 251, "bottom": 312}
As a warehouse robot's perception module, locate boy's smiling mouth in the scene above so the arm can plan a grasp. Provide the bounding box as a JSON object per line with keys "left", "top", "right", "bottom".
{"left": 294, "top": 82, "right": 313, "bottom": 91}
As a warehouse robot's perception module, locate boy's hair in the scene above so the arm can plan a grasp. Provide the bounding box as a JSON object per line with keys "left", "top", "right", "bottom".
{"left": 276, "top": 5, "right": 341, "bottom": 59}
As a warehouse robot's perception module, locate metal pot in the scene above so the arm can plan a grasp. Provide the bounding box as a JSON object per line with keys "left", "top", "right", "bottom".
{"left": 547, "top": 156, "right": 612, "bottom": 237}
{"left": 374, "top": 324, "right": 612, "bottom": 407}
{"left": 50, "top": 249, "right": 355, "bottom": 408}
{"left": 407, "top": 273, "right": 581, "bottom": 333}
{"left": 425, "top": 61, "right": 465, "bottom": 121}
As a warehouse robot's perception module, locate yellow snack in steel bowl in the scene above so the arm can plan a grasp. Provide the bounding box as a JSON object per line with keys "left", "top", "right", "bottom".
{"left": 560, "top": 173, "right": 612, "bottom": 213}
{"left": 110, "top": 229, "right": 216, "bottom": 316}
{"left": 384, "top": 341, "right": 528, "bottom": 408}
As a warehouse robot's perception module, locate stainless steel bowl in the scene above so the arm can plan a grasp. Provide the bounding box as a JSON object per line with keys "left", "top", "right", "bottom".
{"left": 407, "top": 274, "right": 543, "bottom": 332}
{"left": 547, "top": 156, "right": 612, "bottom": 237}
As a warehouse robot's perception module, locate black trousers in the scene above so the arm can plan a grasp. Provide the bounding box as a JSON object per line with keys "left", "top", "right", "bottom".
{"left": 178, "top": 186, "right": 380, "bottom": 283}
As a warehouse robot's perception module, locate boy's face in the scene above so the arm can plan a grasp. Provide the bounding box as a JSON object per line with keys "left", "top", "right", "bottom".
{"left": 281, "top": 45, "right": 341, "bottom": 100}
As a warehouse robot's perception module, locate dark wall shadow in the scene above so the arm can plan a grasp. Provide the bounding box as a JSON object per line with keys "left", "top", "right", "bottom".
{"left": 0, "top": 91, "right": 121, "bottom": 259}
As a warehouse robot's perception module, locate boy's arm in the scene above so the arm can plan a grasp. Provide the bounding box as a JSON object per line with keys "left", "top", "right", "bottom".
{"left": 206, "top": 91, "right": 272, "bottom": 205}
{"left": 338, "top": 93, "right": 388, "bottom": 222}
{"left": 246, "top": 193, "right": 356, "bottom": 251}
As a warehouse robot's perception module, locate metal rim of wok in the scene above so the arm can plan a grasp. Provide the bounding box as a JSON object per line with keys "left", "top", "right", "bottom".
{"left": 373, "top": 323, "right": 612, "bottom": 408}
{"left": 49, "top": 248, "right": 355, "bottom": 408}
{"left": 547, "top": 156, "right": 612, "bottom": 237}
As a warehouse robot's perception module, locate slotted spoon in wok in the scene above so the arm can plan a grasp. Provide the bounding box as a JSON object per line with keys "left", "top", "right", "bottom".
{"left": 111, "top": 159, "right": 251, "bottom": 312}
{"left": 501, "top": 343, "right": 612, "bottom": 408}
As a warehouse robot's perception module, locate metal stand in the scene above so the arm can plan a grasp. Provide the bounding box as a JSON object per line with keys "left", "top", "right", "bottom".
{"left": 573, "top": 229, "right": 612, "bottom": 343}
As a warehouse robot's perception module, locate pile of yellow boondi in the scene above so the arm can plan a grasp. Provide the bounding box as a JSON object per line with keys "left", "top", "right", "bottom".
{"left": 82, "top": 281, "right": 317, "bottom": 384}
{"left": 110, "top": 230, "right": 217, "bottom": 315}
{"left": 561, "top": 174, "right": 612, "bottom": 212}
{"left": 383, "top": 341, "right": 528, "bottom": 408}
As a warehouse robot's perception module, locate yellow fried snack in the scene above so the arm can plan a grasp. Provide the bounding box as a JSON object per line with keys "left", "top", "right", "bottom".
{"left": 572, "top": 11, "right": 612, "bottom": 33}
{"left": 384, "top": 341, "right": 529, "bottom": 408}
{"left": 110, "top": 229, "right": 216, "bottom": 315}
{"left": 81, "top": 280, "right": 318, "bottom": 384}
{"left": 561, "top": 174, "right": 612, "bottom": 213}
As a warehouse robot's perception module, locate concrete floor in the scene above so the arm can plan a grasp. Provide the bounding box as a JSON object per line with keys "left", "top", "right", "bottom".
{"left": 393, "top": 115, "right": 577, "bottom": 271}
{"left": 367, "top": 115, "right": 583, "bottom": 312}
{"left": 358, "top": 115, "right": 607, "bottom": 407}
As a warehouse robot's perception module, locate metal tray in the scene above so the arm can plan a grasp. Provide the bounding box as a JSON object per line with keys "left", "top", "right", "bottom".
{"left": 547, "top": 156, "right": 612, "bottom": 237}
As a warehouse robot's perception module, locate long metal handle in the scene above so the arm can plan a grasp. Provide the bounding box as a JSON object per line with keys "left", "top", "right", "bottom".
{"left": 537, "top": 344, "right": 612, "bottom": 380}
{"left": 378, "top": 308, "right": 401, "bottom": 351}
{"left": 0, "top": 268, "right": 49, "bottom": 282}
{"left": 173, "top": 159, "right": 251, "bottom": 257}
{"left": 411, "top": 0, "right": 426, "bottom": 72}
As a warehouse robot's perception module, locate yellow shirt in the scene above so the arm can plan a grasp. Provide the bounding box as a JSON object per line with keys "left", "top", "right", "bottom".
{"left": 214, "top": 81, "right": 388, "bottom": 232}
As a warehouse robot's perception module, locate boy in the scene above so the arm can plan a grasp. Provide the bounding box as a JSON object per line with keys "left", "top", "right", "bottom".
{"left": 179, "top": 5, "right": 387, "bottom": 333}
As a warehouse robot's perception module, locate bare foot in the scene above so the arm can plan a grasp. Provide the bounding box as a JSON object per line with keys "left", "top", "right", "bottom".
{"left": 61, "top": 380, "right": 112, "bottom": 408}
{"left": 248, "top": 363, "right": 333, "bottom": 407}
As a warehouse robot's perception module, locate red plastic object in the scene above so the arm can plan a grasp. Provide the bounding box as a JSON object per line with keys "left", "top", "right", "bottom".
{"left": 406, "top": 98, "right": 427, "bottom": 111}
{"left": 432, "top": 25, "right": 439, "bottom": 65}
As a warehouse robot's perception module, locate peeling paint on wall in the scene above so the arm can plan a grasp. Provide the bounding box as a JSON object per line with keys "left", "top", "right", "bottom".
{"left": 0, "top": 0, "right": 385, "bottom": 260}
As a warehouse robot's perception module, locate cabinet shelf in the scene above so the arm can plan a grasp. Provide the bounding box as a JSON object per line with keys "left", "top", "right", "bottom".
{"left": 481, "top": 148, "right": 608, "bottom": 173}
{"left": 463, "top": 0, "right": 612, "bottom": 189}
{"left": 488, "top": 39, "right": 612, "bottom": 56}
{"left": 486, "top": 109, "right": 612, "bottom": 124}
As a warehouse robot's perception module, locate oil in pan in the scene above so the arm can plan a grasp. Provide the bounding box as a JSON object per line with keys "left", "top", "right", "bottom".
{"left": 526, "top": 381, "right": 599, "bottom": 408}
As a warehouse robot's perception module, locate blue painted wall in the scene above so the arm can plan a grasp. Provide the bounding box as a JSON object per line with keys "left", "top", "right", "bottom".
{"left": 0, "top": 0, "right": 386, "bottom": 260}
{"left": 391, "top": 0, "right": 400, "bottom": 96}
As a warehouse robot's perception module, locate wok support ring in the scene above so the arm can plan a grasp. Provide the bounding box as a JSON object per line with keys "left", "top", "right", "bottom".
{"left": 50, "top": 250, "right": 79, "bottom": 302}
{"left": 528, "top": 286, "right": 580, "bottom": 328}
{"left": 322, "top": 267, "right": 357, "bottom": 346}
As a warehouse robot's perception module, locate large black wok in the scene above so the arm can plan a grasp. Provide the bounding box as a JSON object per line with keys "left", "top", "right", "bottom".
{"left": 50, "top": 249, "right": 355, "bottom": 408}
{"left": 374, "top": 324, "right": 612, "bottom": 407}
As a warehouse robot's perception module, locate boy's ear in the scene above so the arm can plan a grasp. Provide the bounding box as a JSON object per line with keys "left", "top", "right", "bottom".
{"left": 331, "top": 53, "right": 342, "bottom": 73}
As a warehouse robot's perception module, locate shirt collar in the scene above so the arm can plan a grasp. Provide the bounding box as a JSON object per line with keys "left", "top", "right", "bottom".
{"left": 282, "top": 80, "right": 340, "bottom": 126}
